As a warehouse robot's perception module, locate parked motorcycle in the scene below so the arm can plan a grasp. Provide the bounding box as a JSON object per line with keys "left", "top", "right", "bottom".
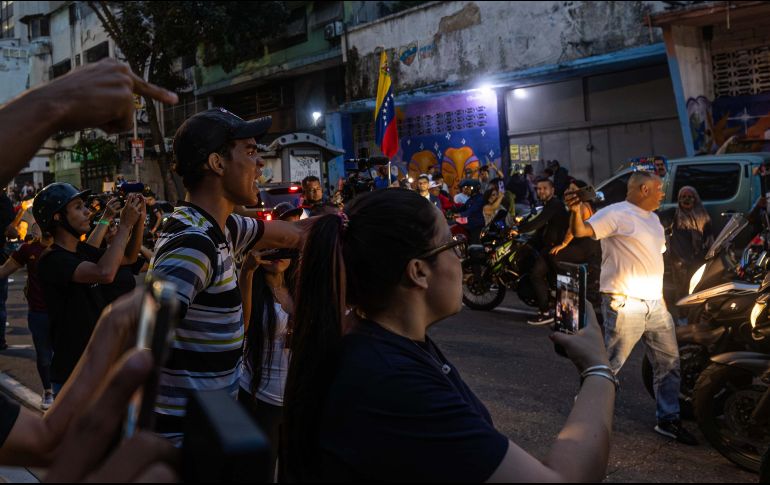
{"left": 694, "top": 350, "right": 770, "bottom": 472}
{"left": 461, "top": 208, "right": 539, "bottom": 311}
{"left": 641, "top": 214, "right": 766, "bottom": 415}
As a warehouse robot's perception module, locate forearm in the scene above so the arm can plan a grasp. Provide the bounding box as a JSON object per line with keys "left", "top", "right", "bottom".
{"left": 0, "top": 90, "right": 61, "bottom": 187}
{"left": 239, "top": 267, "right": 255, "bottom": 332}
{"left": 542, "top": 377, "right": 615, "bottom": 482}
{"left": 0, "top": 259, "right": 20, "bottom": 279}
{"left": 560, "top": 231, "right": 574, "bottom": 247}
{"left": 95, "top": 226, "right": 132, "bottom": 280}
{"left": 86, "top": 220, "right": 109, "bottom": 248}
{"left": 570, "top": 210, "right": 594, "bottom": 238}
{"left": 124, "top": 219, "right": 145, "bottom": 263}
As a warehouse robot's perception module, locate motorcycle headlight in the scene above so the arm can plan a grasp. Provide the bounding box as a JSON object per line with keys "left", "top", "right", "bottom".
{"left": 689, "top": 264, "right": 706, "bottom": 295}
{"left": 751, "top": 302, "right": 766, "bottom": 328}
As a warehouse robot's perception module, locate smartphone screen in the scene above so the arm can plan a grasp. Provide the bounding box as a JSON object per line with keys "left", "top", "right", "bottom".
{"left": 554, "top": 263, "right": 587, "bottom": 335}
{"left": 124, "top": 279, "right": 179, "bottom": 438}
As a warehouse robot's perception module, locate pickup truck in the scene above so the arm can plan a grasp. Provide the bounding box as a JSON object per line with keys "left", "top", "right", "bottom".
{"left": 595, "top": 153, "right": 770, "bottom": 231}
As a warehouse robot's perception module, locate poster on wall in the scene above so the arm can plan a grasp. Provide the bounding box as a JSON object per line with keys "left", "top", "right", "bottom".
{"left": 520, "top": 145, "right": 530, "bottom": 162}
{"left": 529, "top": 145, "right": 540, "bottom": 161}
{"left": 510, "top": 144, "right": 520, "bottom": 161}
{"left": 289, "top": 150, "right": 322, "bottom": 183}
{"left": 352, "top": 90, "right": 501, "bottom": 197}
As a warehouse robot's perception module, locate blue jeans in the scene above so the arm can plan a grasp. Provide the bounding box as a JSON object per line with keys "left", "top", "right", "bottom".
{"left": 601, "top": 294, "right": 681, "bottom": 422}
{"left": 28, "top": 312, "right": 52, "bottom": 391}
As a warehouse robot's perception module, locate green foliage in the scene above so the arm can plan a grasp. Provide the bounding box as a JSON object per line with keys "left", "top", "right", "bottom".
{"left": 89, "top": 1, "right": 290, "bottom": 88}
{"left": 71, "top": 136, "right": 121, "bottom": 167}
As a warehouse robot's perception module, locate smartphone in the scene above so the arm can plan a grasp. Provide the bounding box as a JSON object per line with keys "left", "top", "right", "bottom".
{"left": 497, "top": 180, "right": 505, "bottom": 194}
{"left": 123, "top": 277, "right": 180, "bottom": 438}
{"left": 261, "top": 248, "right": 300, "bottom": 261}
{"left": 574, "top": 185, "right": 597, "bottom": 202}
{"left": 182, "top": 390, "right": 271, "bottom": 483}
{"left": 554, "top": 263, "right": 587, "bottom": 357}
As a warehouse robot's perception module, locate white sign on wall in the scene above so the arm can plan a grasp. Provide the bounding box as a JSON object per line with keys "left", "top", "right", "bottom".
{"left": 289, "top": 150, "right": 321, "bottom": 183}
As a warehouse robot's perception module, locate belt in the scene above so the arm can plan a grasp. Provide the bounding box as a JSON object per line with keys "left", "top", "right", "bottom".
{"left": 602, "top": 292, "right": 660, "bottom": 303}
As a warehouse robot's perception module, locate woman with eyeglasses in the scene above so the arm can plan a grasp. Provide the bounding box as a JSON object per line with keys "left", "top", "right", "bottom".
{"left": 283, "top": 188, "right": 615, "bottom": 482}
{"left": 659, "top": 186, "right": 714, "bottom": 323}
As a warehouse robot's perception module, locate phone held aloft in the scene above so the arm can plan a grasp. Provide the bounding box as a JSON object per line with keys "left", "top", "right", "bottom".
{"left": 574, "top": 185, "right": 597, "bottom": 202}
{"left": 123, "top": 277, "right": 180, "bottom": 439}
{"left": 261, "top": 248, "right": 300, "bottom": 261}
{"left": 554, "top": 262, "right": 588, "bottom": 357}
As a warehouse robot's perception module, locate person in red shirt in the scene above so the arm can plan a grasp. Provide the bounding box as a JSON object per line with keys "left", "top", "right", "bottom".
{"left": 0, "top": 230, "right": 54, "bottom": 409}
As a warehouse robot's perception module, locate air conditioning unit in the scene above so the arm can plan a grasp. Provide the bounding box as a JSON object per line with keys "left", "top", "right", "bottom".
{"left": 324, "top": 21, "right": 343, "bottom": 40}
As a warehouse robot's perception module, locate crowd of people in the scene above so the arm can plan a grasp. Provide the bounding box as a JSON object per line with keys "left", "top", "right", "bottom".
{"left": 0, "top": 57, "right": 722, "bottom": 482}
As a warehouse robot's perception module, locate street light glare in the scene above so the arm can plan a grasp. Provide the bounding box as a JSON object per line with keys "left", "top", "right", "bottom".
{"left": 478, "top": 84, "right": 494, "bottom": 97}
{"left": 312, "top": 111, "right": 322, "bottom": 122}
{"left": 513, "top": 88, "right": 528, "bottom": 99}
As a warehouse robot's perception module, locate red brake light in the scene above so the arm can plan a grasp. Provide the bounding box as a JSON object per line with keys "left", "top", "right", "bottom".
{"left": 266, "top": 213, "right": 273, "bottom": 221}
{"left": 289, "top": 186, "right": 300, "bottom": 192}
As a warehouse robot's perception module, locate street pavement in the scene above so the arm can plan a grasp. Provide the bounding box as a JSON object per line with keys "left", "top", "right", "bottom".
{"left": 0, "top": 270, "right": 759, "bottom": 482}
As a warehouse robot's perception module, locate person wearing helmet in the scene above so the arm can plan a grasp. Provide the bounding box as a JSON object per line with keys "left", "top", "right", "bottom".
{"left": 35, "top": 182, "right": 145, "bottom": 395}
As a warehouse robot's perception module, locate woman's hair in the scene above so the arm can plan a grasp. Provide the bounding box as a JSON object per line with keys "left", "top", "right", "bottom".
{"left": 283, "top": 189, "right": 440, "bottom": 479}
{"left": 482, "top": 186, "right": 498, "bottom": 204}
{"left": 243, "top": 263, "right": 296, "bottom": 399}
{"left": 675, "top": 185, "right": 710, "bottom": 232}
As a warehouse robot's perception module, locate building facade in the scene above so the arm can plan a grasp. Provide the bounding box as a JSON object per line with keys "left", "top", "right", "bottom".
{"left": 336, "top": 1, "right": 693, "bottom": 195}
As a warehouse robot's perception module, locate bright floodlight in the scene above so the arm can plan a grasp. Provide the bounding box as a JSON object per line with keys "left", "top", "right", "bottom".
{"left": 478, "top": 84, "right": 494, "bottom": 97}
{"left": 312, "top": 112, "right": 322, "bottom": 122}
{"left": 513, "top": 88, "right": 528, "bottom": 99}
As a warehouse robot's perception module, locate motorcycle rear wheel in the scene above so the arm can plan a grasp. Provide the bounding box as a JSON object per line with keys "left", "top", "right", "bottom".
{"left": 694, "top": 363, "right": 770, "bottom": 472}
{"left": 462, "top": 267, "right": 507, "bottom": 311}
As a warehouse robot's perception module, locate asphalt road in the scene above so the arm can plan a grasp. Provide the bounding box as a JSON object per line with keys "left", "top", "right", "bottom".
{"left": 0, "top": 271, "right": 759, "bottom": 482}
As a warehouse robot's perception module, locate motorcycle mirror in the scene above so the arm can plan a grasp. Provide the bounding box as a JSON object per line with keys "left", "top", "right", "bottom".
{"left": 595, "top": 191, "right": 605, "bottom": 202}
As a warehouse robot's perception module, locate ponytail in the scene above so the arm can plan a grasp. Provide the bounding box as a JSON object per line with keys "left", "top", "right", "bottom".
{"left": 283, "top": 213, "right": 346, "bottom": 479}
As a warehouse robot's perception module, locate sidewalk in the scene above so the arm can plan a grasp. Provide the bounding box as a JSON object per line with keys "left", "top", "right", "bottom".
{"left": 0, "top": 270, "right": 44, "bottom": 483}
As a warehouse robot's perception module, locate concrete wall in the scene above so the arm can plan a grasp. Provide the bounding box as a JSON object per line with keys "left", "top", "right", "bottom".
{"left": 0, "top": 40, "right": 29, "bottom": 104}
{"left": 344, "top": 1, "right": 671, "bottom": 100}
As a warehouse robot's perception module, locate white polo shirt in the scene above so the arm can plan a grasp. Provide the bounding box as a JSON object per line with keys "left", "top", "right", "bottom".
{"left": 588, "top": 201, "right": 666, "bottom": 300}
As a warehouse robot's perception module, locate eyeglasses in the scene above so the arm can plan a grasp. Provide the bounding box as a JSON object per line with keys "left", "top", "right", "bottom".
{"left": 417, "top": 234, "right": 468, "bottom": 260}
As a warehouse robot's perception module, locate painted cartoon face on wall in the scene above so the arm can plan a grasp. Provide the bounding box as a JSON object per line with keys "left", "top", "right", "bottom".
{"left": 441, "top": 146, "right": 480, "bottom": 197}
{"left": 408, "top": 151, "right": 439, "bottom": 181}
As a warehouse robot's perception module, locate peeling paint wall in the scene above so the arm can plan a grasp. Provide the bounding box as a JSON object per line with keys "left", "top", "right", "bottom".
{"left": 345, "top": 1, "right": 670, "bottom": 100}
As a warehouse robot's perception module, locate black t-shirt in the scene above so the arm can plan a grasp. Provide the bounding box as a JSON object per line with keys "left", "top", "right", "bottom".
{"left": 101, "top": 257, "right": 146, "bottom": 304}
{"left": 318, "top": 320, "right": 509, "bottom": 482}
{"left": 39, "top": 243, "right": 108, "bottom": 384}
{"left": 148, "top": 205, "right": 163, "bottom": 231}
{"left": 0, "top": 394, "right": 19, "bottom": 448}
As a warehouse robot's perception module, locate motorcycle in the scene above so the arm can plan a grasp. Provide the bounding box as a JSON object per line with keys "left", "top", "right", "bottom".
{"left": 461, "top": 208, "right": 540, "bottom": 311}
{"left": 694, "top": 350, "right": 770, "bottom": 472}
{"left": 641, "top": 214, "right": 767, "bottom": 415}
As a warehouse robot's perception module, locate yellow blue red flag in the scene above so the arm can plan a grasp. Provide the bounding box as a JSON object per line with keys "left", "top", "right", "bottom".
{"left": 374, "top": 51, "right": 398, "bottom": 158}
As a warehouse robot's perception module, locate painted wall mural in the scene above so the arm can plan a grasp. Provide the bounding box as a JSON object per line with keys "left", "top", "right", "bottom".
{"left": 688, "top": 93, "right": 770, "bottom": 154}
{"left": 351, "top": 90, "right": 502, "bottom": 197}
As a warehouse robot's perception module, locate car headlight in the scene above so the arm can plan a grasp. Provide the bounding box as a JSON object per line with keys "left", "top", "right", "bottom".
{"left": 689, "top": 264, "right": 706, "bottom": 294}
{"left": 751, "top": 302, "right": 766, "bottom": 328}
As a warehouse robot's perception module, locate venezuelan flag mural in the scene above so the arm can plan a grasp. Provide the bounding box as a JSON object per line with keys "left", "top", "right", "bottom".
{"left": 375, "top": 51, "right": 399, "bottom": 158}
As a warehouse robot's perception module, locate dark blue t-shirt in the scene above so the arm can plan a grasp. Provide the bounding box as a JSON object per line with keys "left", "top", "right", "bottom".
{"left": 318, "top": 320, "right": 509, "bottom": 482}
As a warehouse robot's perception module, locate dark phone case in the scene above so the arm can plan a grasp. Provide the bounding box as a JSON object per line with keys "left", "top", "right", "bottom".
{"left": 182, "top": 390, "right": 271, "bottom": 483}
{"left": 576, "top": 186, "right": 597, "bottom": 202}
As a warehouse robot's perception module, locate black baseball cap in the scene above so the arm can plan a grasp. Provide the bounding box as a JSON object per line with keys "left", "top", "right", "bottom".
{"left": 273, "top": 202, "right": 303, "bottom": 220}
{"left": 173, "top": 107, "right": 272, "bottom": 179}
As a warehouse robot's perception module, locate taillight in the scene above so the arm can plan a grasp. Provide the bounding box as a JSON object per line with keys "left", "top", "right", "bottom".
{"left": 289, "top": 186, "right": 300, "bottom": 192}
{"left": 266, "top": 213, "right": 273, "bottom": 221}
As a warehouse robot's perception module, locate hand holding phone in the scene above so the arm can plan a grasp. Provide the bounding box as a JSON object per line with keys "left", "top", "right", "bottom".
{"left": 124, "top": 277, "right": 180, "bottom": 438}
{"left": 553, "top": 263, "right": 587, "bottom": 358}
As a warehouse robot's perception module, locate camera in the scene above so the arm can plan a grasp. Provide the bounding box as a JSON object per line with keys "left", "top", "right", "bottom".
{"left": 340, "top": 148, "right": 390, "bottom": 202}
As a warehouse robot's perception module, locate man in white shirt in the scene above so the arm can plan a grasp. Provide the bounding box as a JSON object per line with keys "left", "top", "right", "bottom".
{"left": 454, "top": 181, "right": 474, "bottom": 205}
{"left": 566, "top": 170, "right": 697, "bottom": 445}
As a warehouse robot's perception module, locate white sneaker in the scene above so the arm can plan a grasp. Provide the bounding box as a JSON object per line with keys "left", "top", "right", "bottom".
{"left": 41, "top": 392, "right": 53, "bottom": 411}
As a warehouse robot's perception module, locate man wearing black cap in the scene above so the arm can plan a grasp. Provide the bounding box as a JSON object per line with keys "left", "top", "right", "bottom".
{"left": 35, "top": 184, "right": 145, "bottom": 394}
{"left": 150, "top": 108, "right": 307, "bottom": 443}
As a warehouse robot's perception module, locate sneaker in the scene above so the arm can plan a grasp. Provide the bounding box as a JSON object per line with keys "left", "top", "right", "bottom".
{"left": 40, "top": 392, "right": 53, "bottom": 411}
{"left": 527, "top": 311, "right": 555, "bottom": 326}
{"left": 654, "top": 420, "right": 698, "bottom": 445}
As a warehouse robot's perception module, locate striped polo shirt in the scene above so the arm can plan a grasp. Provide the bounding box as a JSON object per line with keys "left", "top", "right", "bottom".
{"left": 149, "top": 202, "right": 264, "bottom": 439}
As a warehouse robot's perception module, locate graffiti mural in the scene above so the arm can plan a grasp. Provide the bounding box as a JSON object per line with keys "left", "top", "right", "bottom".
{"left": 399, "top": 91, "right": 501, "bottom": 197}
{"left": 351, "top": 91, "right": 502, "bottom": 197}
{"left": 688, "top": 93, "right": 770, "bottom": 154}
{"left": 712, "top": 93, "right": 770, "bottom": 153}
